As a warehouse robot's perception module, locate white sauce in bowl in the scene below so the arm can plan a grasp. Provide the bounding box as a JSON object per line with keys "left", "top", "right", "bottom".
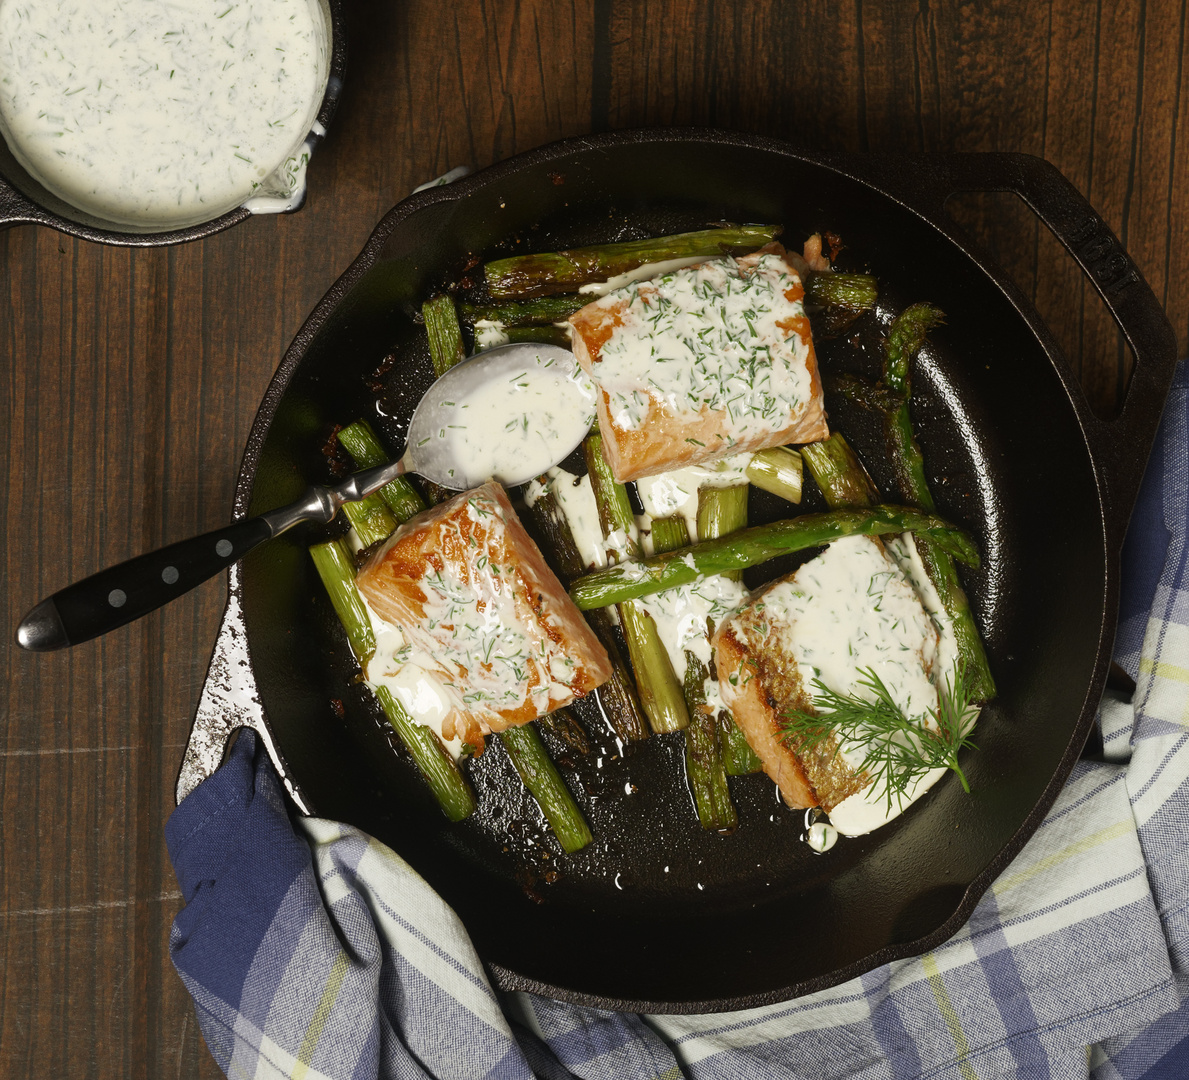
{"left": 0, "top": 0, "right": 329, "bottom": 227}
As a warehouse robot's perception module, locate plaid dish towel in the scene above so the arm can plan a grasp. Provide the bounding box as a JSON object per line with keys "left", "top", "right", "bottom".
{"left": 166, "top": 364, "right": 1189, "bottom": 1080}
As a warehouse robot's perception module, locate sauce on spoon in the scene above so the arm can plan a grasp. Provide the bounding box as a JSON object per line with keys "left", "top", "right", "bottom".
{"left": 406, "top": 344, "right": 597, "bottom": 488}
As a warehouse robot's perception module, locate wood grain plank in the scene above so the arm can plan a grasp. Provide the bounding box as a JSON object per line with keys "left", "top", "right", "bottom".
{"left": 1, "top": 1, "right": 1183, "bottom": 1076}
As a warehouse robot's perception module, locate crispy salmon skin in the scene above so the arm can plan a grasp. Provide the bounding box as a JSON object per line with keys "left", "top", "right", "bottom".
{"left": 355, "top": 481, "right": 612, "bottom": 741}
{"left": 569, "top": 244, "right": 828, "bottom": 483}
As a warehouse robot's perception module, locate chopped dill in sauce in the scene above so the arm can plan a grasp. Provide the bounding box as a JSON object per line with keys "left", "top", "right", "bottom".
{"left": 0, "top": 0, "right": 328, "bottom": 226}
{"left": 585, "top": 253, "right": 814, "bottom": 438}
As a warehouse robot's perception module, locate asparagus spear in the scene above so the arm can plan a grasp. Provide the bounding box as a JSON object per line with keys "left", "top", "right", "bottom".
{"left": 648, "top": 513, "right": 691, "bottom": 554}
{"left": 804, "top": 272, "right": 878, "bottom": 312}
{"left": 569, "top": 505, "right": 980, "bottom": 610}
{"left": 505, "top": 326, "right": 573, "bottom": 348}
{"left": 340, "top": 492, "right": 398, "bottom": 549}
{"left": 498, "top": 723, "right": 593, "bottom": 853}
{"left": 717, "top": 687, "right": 762, "bottom": 777}
{"left": 745, "top": 446, "right": 803, "bottom": 506}
{"left": 423, "top": 294, "right": 466, "bottom": 377}
{"left": 337, "top": 424, "right": 597, "bottom": 844}
{"left": 535, "top": 707, "right": 592, "bottom": 756}
{"left": 800, "top": 433, "right": 880, "bottom": 510}
{"left": 683, "top": 652, "right": 738, "bottom": 832}
{"left": 459, "top": 296, "right": 588, "bottom": 327}
{"left": 883, "top": 303, "right": 940, "bottom": 396}
{"left": 585, "top": 433, "right": 689, "bottom": 734}
{"left": 695, "top": 485, "right": 762, "bottom": 776}
{"left": 650, "top": 513, "right": 738, "bottom": 831}
{"left": 832, "top": 373, "right": 904, "bottom": 415}
{"left": 309, "top": 539, "right": 477, "bottom": 822}
{"left": 484, "top": 225, "right": 784, "bottom": 299}
{"left": 523, "top": 480, "right": 650, "bottom": 744}
{"left": 336, "top": 420, "right": 427, "bottom": 521}
{"left": 309, "top": 538, "right": 375, "bottom": 662}
{"left": 696, "top": 484, "right": 750, "bottom": 547}
{"left": 648, "top": 515, "right": 691, "bottom": 556}
{"left": 473, "top": 324, "right": 573, "bottom": 352}
{"left": 878, "top": 304, "right": 996, "bottom": 701}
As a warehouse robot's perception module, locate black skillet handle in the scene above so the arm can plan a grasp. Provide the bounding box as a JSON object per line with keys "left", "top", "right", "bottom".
{"left": 907, "top": 152, "right": 1178, "bottom": 549}
{"left": 16, "top": 516, "right": 273, "bottom": 651}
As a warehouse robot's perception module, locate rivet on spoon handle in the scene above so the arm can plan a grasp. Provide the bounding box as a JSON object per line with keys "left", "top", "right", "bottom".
{"left": 15, "top": 517, "right": 274, "bottom": 651}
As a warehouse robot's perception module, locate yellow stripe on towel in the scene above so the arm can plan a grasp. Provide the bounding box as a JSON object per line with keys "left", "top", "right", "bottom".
{"left": 293, "top": 949, "right": 350, "bottom": 1080}
{"left": 921, "top": 952, "right": 978, "bottom": 1080}
{"left": 992, "top": 819, "right": 1132, "bottom": 897}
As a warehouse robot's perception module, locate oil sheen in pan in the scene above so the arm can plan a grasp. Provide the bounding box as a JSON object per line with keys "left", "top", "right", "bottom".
{"left": 338, "top": 293, "right": 1002, "bottom": 923}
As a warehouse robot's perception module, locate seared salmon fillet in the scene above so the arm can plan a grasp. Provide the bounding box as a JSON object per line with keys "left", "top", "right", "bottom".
{"left": 714, "top": 536, "right": 940, "bottom": 812}
{"left": 355, "top": 481, "right": 612, "bottom": 743}
{"left": 569, "top": 244, "right": 828, "bottom": 483}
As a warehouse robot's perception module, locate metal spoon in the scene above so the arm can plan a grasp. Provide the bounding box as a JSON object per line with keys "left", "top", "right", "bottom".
{"left": 16, "top": 342, "right": 591, "bottom": 652}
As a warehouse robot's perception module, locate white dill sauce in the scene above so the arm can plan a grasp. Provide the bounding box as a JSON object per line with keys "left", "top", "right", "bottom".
{"left": 752, "top": 534, "right": 972, "bottom": 836}
{"left": 634, "top": 452, "right": 752, "bottom": 539}
{"left": 358, "top": 596, "right": 467, "bottom": 760}
{"left": 525, "top": 467, "right": 606, "bottom": 569}
{"left": 638, "top": 574, "right": 746, "bottom": 690}
{"left": 428, "top": 350, "right": 596, "bottom": 486}
{"left": 590, "top": 253, "right": 813, "bottom": 438}
{"left": 761, "top": 536, "right": 941, "bottom": 727}
{"left": 0, "top": 0, "right": 328, "bottom": 227}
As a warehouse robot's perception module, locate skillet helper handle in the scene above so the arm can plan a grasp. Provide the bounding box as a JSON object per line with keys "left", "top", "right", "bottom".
{"left": 15, "top": 517, "right": 273, "bottom": 651}
{"left": 936, "top": 152, "right": 1179, "bottom": 543}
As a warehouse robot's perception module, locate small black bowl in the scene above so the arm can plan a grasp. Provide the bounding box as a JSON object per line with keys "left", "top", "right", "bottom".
{"left": 0, "top": 0, "right": 346, "bottom": 247}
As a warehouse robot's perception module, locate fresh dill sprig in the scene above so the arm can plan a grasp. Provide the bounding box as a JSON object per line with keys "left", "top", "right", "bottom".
{"left": 780, "top": 663, "right": 977, "bottom": 812}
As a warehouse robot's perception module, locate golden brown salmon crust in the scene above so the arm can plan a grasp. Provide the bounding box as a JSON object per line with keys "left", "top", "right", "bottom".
{"left": 569, "top": 244, "right": 829, "bottom": 483}
{"left": 714, "top": 586, "right": 869, "bottom": 811}
{"left": 355, "top": 481, "right": 611, "bottom": 745}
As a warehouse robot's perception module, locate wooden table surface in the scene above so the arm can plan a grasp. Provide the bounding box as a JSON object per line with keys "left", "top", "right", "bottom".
{"left": 2, "top": 1, "right": 1186, "bottom": 1075}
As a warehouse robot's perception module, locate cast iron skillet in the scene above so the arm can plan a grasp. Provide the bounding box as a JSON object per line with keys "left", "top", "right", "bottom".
{"left": 178, "top": 129, "right": 1177, "bottom": 1013}
{"left": 0, "top": 0, "right": 346, "bottom": 245}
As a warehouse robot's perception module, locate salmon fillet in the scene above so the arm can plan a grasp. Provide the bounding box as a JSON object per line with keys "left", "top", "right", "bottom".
{"left": 714, "top": 536, "right": 940, "bottom": 812}
{"left": 355, "top": 481, "right": 612, "bottom": 744}
{"left": 569, "top": 243, "right": 828, "bottom": 483}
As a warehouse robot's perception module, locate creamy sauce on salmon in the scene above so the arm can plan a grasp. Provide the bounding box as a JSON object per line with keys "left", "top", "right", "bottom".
{"left": 360, "top": 595, "right": 467, "bottom": 759}
{"left": 412, "top": 498, "right": 578, "bottom": 714}
{"left": 825, "top": 533, "right": 974, "bottom": 836}
{"left": 0, "top": 0, "right": 328, "bottom": 226}
{"left": 588, "top": 253, "right": 814, "bottom": 440}
{"left": 756, "top": 536, "right": 941, "bottom": 727}
{"left": 725, "top": 534, "right": 974, "bottom": 836}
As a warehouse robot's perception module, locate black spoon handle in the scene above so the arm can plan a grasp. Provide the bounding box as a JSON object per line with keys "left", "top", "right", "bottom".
{"left": 15, "top": 517, "right": 274, "bottom": 651}
{"left": 14, "top": 455, "right": 415, "bottom": 651}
